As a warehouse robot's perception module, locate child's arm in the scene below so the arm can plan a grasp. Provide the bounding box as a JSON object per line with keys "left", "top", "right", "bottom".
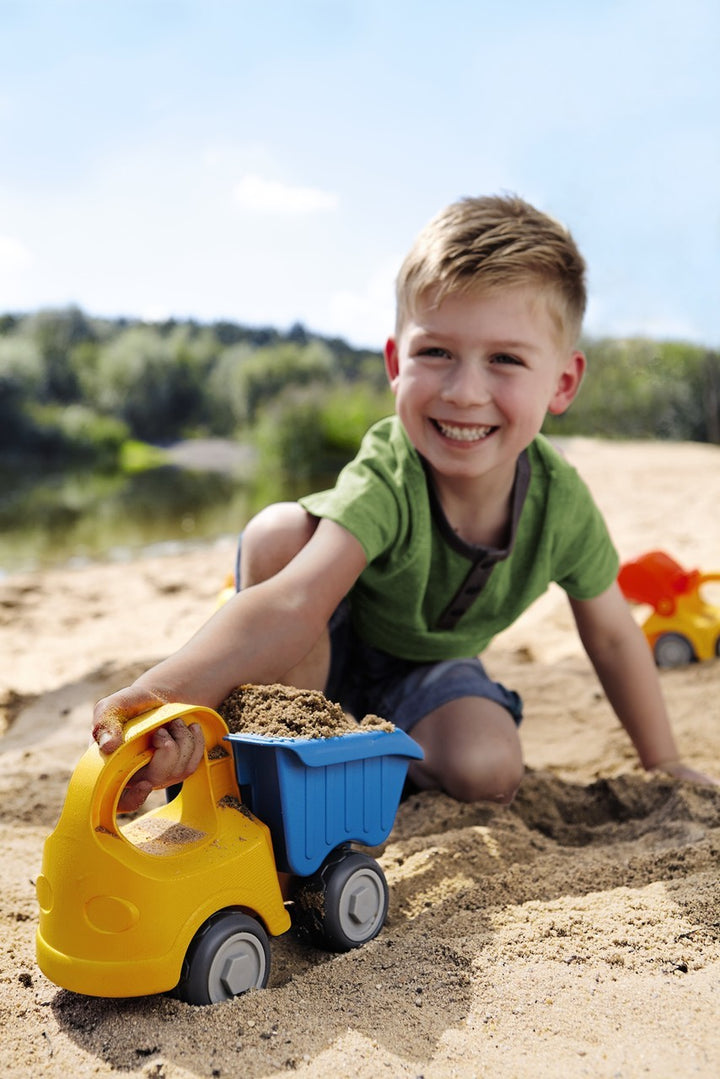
{"left": 92, "top": 518, "right": 368, "bottom": 810}
{"left": 569, "top": 582, "right": 718, "bottom": 786}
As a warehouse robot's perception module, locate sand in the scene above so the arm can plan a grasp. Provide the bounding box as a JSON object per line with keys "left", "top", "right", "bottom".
{"left": 218, "top": 684, "right": 393, "bottom": 738}
{"left": 1, "top": 437, "right": 719, "bottom": 1079}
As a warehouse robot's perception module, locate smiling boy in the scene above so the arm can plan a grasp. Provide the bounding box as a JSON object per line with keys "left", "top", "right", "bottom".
{"left": 94, "top": 195, "right": 716, "bottom": 811}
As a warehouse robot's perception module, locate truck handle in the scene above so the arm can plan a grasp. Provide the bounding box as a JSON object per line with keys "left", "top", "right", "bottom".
{"left": 69, "top": 704, "right": 231, "bottom": 836}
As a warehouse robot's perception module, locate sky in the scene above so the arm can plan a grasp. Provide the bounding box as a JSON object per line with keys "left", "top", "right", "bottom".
{"left": 1, "top": 0, "right": 719, "bottom": 351}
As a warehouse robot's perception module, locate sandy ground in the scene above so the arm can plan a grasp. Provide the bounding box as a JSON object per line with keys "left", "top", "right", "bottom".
{"left": 1, "top": 437, "right": 719, "bottom": 1079}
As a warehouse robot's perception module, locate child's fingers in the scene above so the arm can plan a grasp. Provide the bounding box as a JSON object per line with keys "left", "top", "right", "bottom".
{"left": 91, "top": 704, "right": 124, "bottom": 754}
{"left": 113, "top": 734, "right": 176, "bottom": 814}
{"left": 654, "top": 760, "right": 719, "bottom": 786}
{"left": 143, "top": 719, "right": 206, "bottom": 789}
{"left": 185, "top": 721, "right": 207, "bottom": 775}
{"left": 92, "top": 687, "right": 168, "bottom": 754}
{"left": 116, "top": 777, "right": 154, "bottom": 814}
{"left": 112, "top": 717, "right": 206, "bottom": 814}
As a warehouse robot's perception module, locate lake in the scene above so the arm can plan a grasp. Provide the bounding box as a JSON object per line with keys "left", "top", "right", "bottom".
{"left": 0, "top": 454, "right": 335, "bottom": 577}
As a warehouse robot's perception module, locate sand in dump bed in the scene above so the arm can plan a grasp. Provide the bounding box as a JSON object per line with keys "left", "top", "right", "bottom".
{"left": 218, "top": 683, "right": 394, "bottom": 738}
{"left": 1, "top": 438, "right": 720, "bottom": 1078}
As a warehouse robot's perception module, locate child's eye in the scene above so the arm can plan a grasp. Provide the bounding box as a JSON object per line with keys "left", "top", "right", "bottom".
{"left": 418, "top": 346, "right": 451, "bottom": 359}
{"left": 491, "top": 353, "right": 523, "bottom": 366}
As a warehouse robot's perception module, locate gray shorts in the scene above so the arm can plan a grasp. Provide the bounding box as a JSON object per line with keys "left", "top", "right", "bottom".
{"left": 326, "top": 600, "right": 523, "bottom": 734}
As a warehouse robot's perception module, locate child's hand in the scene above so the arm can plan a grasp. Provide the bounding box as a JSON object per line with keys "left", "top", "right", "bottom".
{"left": 93, "top": 686, "right": 169, "bottom": 754}
{"left": 652, "top": 760, "right": 719, "bottom": 787}
{"left": 115, "top": 718, "right": 206, "bottom": 813}
{"left": 92, "top": 687, "right": 206, "bottom": 813}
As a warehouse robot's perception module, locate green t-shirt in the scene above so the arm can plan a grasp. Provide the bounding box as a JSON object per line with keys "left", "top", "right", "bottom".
{"left": 300, "top": 416, "right": 619, "bottom": 662}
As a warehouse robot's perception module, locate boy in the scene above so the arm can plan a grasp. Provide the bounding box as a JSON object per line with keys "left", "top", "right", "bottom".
{"left": 94, "top": 195, "right": 716, "bottom": 813}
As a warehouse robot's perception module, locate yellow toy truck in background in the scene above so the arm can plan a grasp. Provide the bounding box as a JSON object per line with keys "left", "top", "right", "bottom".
{"left": 618, "top": 550, "right": 720, "bottom": 667}
{"left": 36, "top": 703, "right": 422, "bottom": 1005}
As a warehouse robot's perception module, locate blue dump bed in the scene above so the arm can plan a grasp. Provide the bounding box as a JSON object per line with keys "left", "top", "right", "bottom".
{"left": 225, "top": 728, "right": 423, "bottom": 876}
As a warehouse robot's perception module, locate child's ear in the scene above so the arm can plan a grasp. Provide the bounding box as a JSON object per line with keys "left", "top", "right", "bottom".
{"left": 548, "top": 351, "right": 586, "bottom": 415}
{"left": 384, "top": 337, "right": 401, "bottom": 389}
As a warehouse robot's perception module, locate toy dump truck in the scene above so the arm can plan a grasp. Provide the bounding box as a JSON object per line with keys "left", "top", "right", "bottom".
{"left": 36, "top": 702, "right": 422, "bottom": 1005}
{"left": 618, "top": 550, "right": 720, "bottom": 667}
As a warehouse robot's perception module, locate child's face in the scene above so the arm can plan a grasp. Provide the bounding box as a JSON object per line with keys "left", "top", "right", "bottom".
{"left": 384, "top": 286, "right": 584, "bottom": 492}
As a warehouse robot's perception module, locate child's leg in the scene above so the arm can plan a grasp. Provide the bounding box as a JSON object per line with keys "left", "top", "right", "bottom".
{"left": 239, "top": 501, "right": 331, "bottom": 691}
{"left": 408, "top": 697, "right": 524, "bottom": 805}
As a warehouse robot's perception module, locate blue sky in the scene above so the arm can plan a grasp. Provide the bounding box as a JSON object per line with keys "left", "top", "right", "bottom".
{"left": 1, "top": 0, "right": 718, "bottom": 350}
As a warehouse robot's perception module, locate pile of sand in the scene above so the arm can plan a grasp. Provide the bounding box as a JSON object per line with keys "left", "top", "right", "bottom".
{"left": 219, "top": 683, "right": 393, "bottom": 739}
{"left": 1, "top": 438, "right": 719, "bottom": 1078}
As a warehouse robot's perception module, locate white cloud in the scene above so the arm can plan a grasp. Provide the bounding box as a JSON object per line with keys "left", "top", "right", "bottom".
{"left": 0, "top": 235, "right": 33, "bottom": 273}
{"left": 233, "top": 174, "right": 339, "bottom": 214}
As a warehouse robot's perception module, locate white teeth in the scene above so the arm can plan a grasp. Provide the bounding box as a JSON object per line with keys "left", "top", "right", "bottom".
{"left": 435, "top": 420, "right": 494, "bottom": 442}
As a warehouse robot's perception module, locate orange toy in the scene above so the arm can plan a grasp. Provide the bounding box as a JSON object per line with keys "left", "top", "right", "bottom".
{"left": 618, "top": 550, "right": 720, "bottom": 667}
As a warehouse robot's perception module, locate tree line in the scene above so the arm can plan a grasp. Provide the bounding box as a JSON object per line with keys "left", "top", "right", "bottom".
{"left": 1, "top": 306, "right": 719, "bottom": 481}
{"left": 0, "top": 307, "right": 392, "bottom": 480}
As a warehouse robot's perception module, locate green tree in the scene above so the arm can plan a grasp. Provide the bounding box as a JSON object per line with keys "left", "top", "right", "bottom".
{"left": 254, "top": 386, "right": 327, "bottom": 489}
{"left": 0, "top": 333, "right": 44, "bottom": 447}
{"left": 252, "top": 380, "right": 393, "bottom": 495}
{"left": 238, "top": 340, "right": 336, "bottom": 424}
{"left": 544, "top": 337, "right": 708, "bottom": 441}
{"left": 22, "top": 403, "right": 129, "bottom": 467}
{"left": 318, "top": 384, "right": 394, "bottom": 454}
{"left": 87, "top": 325, "right": 213, "bottom": 440}
{"left": 205, "top": 342, "right": 257, "bottom": 434}
{"left": 702, "top": 351, "right": 720, "bottom": 443}
{"left": 24, "top": 306, "right": 94, "bottom": 402}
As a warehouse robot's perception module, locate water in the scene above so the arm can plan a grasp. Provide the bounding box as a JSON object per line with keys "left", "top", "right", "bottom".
{"left": 0, "top": 456, "right": 342, "bottom": 577}
{"left": 0, "top": 465, "right": 256, "bottom": 577}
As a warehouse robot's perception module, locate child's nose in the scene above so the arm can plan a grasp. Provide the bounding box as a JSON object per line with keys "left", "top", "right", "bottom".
{"left": 441, "top": 362, "right": 491, "bottom": 406}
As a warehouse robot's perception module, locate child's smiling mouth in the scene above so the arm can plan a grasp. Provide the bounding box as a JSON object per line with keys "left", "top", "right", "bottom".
{"left": 432, "top": 419, "right": 497, "bottom": 442}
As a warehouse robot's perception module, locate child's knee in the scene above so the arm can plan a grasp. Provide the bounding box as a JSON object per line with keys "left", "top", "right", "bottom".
{"left": 413, "top": 699, "right": 525, "bottom": 805}
{"left": 442, "top": 745, "right": 525, "bottom": 805}
{"left": 241, "top": 502, "right": 318, "bottom": 586}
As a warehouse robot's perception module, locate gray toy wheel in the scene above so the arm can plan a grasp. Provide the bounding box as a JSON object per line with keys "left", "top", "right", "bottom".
{"left": 295, "top": 850, "right": 388, "bottom": 952}
{"left": 653, "top": 632, "right": 695, "bottom": 668}
{"left": 175, "top": 910, "right": 271, "bottom": 1005}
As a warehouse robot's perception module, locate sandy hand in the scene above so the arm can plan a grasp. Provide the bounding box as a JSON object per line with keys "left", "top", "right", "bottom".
{"left": 653, "top": 760, "right": 719, "bottom": 787}
{"left": 92, "top": 686, "right": 170, "bottom": 754}
{"left": 92, "top": 688, "right": 206, "bottom": 813}
{"left": 115, "top": 718, "right": 206, "bottom": 813}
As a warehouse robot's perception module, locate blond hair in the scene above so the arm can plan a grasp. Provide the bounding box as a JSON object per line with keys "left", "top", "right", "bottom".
{"left": 395, "top": 195, "right": 587, "bottom": 343}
